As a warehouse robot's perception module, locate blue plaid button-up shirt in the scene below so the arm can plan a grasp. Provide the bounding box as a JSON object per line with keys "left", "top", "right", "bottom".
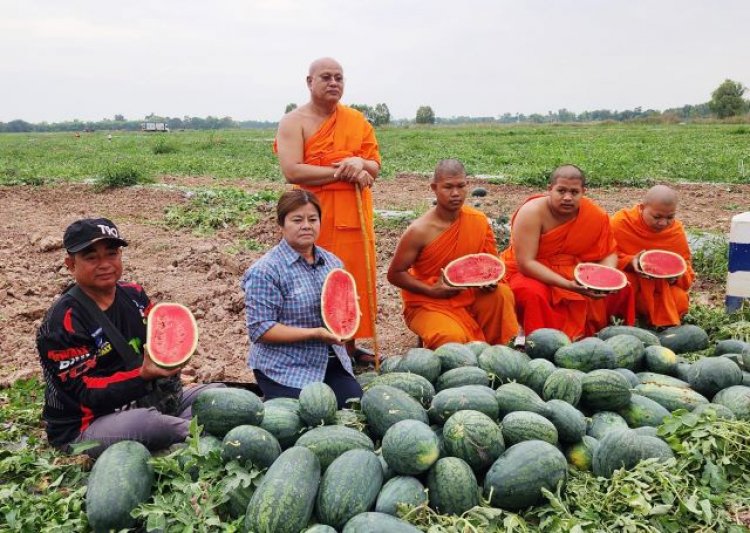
{"left": 242, "top": 238, "right": 354, "bottom": 389}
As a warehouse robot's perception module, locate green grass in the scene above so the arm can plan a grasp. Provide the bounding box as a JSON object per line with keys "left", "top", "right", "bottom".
{"left": 163, "top": 188, "right": 279, "bottom": 234}
{"left": 2, "top": 123, "right": 750, "bottom": 185}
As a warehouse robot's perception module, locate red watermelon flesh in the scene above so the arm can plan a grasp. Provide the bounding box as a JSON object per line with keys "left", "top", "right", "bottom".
{"left": 443, "top": 253, "right": 506, "bottom": 287}
{"left": 147, "top": 303, "right": 198, "bottom": 368}
{"left": 321, "top": 268, "right": 361, "bottom": 339}
{"left": 638, "top": 250, "right": 687, "bottom": 278}
{"left": 573, "top": 263, "right": 627, "bottom": 291}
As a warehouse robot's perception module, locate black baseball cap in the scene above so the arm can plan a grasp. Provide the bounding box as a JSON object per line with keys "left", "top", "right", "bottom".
{"left": 63, "top": 218, "right": 129, "bottom": 253}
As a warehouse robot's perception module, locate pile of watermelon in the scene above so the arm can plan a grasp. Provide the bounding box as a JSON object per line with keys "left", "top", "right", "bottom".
{"left": 86, "top": 325, "right": 750, "bottom": 532}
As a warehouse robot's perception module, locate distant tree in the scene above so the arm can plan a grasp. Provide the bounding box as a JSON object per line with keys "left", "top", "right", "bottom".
{"left": 416, "top": 105, "right": 435, "bottom": 124}
{"left": 371, "top": 103, "right": 391, "bottom": 126}
{"left": 709, "top": 79, "right": 748, "bottom": 118}
{"left": 114, "top": 114, "right": 125, "bottom": 121}
{"left": 350, "top": 104, "right": 373, "bottom": 120}
{"left": 285, "top": 103, "right": 297, "bottom": 113}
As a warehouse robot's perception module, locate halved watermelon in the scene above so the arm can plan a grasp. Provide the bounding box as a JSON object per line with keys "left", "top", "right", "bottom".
{"left": 443, "top": 253, "right": 505, "bottom": 287}
{"left": 573, "top": 263, "right": 627, "bottom": 292}
{"left": 321, "top": 268, "right": 361, "bottom": 339}
{"left": 638, "top": 250, "right": 687, "bottom": 279}
{"left": 147, "top": 303, "right": 198, "bottom": 368}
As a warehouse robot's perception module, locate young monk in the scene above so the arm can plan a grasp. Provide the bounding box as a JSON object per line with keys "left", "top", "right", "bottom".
{"left": 274, "top": 57, "right": 381, "bottom": 364}
{"left": 611, "top": 185, "right": 695, "bottom": 328}
{"left": 501, "top": 164, "right": 635, "bottom": 340}
{"left": 387, "top": 159, "right": 519, "bottom": 349}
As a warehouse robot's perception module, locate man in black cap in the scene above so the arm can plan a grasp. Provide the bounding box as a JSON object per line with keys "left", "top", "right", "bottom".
{"left": 37, "top": 218, "right": 220, "bottom": 457}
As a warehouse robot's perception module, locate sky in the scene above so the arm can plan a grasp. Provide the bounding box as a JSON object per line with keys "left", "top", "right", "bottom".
{"left": 2, "top": 0, "right": 749, "bottom": 123}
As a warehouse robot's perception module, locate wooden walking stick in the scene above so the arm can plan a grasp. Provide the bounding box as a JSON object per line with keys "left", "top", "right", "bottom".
{"left": 355, "top": 184, "right": 381, "bottom": 372}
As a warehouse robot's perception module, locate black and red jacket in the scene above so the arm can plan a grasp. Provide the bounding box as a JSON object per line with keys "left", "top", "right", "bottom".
{"left": 36, "top": 282, "right": 154, "bottom": 447}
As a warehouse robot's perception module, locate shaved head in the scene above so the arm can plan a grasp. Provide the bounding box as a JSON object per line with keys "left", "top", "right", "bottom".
{"left": 308, "top": 57, "right": 342, "bottom": 76}
{"left": 549, "top": 164, "right": 586, "bottom": 187}
{"left": 643, "top": 185, "right": 678, "bottom": 206}
{"left": 433, "top": 159, "right": 466, "bottom": 182}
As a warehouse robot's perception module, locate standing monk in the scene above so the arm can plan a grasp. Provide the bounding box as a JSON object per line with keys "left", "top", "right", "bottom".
{"left": 611, "top": 185, "right": 695, "bottom": 327}
{"left": 501, "top": 164, "right": 635, "bottom": 340}
{"left": 275, "top": 57, "right": 381, "bottom": 364}
{"left": 387, "top": 159, "right": 519, "bottom": 349}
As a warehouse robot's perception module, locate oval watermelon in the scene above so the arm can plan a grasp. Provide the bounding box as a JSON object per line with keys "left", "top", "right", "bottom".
{"left": 544, "top": 399, "right": 587, "bottom": 443}
{"left": 426, "top": 457, "right": 480, "bottom": 515}
{"left": 657, "top": 325, "right": 709, "bottom": 354}
{"left": 86, "top": 440, "right": 153, "bottom": 533}
{"left": 366, "top": 372, "right": 435, "bottom": 407}
{"left": 592, "top": 429, "right": 674, "bottom": 478}
{"left": 581, "top": 369, "right": 632, "bottom": 411}
{"left": 555, "top": 338, "right": 617, "bottom": 372}
{"left": 296, "top": 425, "right": 375, "bottom": 470}
{"left": 361, "top": 385, "right": 428, "bottom": 439}
{"left": 434, "top": 343, "right": 478, "bottom": 371}
{"left": 573, "top": 263, "right": 627, "bottom": 291}
{"left": 443, "top": 253, "right": 505, "bottom": 287}
{"left": 321, "top": 268, "right": 361, "bottom": 339}
{"left": 221, "top": 425, "right": 281, "bottom": 468}
{"left": 617, "top": 394, "right": 670, "bottom": 428}
{"left": 638, "top": 249, "right": 687, "bottom": 278}
{"left": 442, "top": 409, "right": 505, "bottom": 471}
{"left": 428, "top": 385, "right": 499, "bottom": 424}
{"left": 643, "top": 346, "right": 679, "bottom": 375}
{"left": 259, "top": 404, "right": 305, "bottom": 449}
{"left": 193, "top": 388, "right": 264, "bottom": 438}
{"left": 299, "top": 382, "right": 338, "bottom": 426}
{"left": 688, "top": 357, "right": 743, "bottom": 398}
{"left": 436, "top": 366, "right": 490, "bottom": 391}
{"left": 245, "top": 446, "right": 321, "bottom": 533}
{"left": 399, "top": 348, "right": 442, "bottom": 382}
{"left": 316, "top": 449, "right": 383, "bottom": 530}
{"left": 597, "top": 325, "right": 661, "bottom": 347}
{"left": 146, "top": 302, "right": 198, "bottom": 368}
{"left": 501, "top": 411, "right": 558, "bottom": 446}
{"left": 495, "top": 382, "right": 549, "bottom": 418}
{"left": 604, "top": 334, "right": 645, "bottom": 370}
{"left": 381, "top": 419, "right": 440, "bottom": 475}
{"left": 712, "top": 385, "right": 750, "bottom": 420}
{"left": 587, "top": 411, "right": 629, "bottom": 439}
{"left": 484, "top": 440, "right": 567, "bottom": 510}
{"left": 525, "top": 328, "right": 571, "bottom": 360}
{"left": 477, "top": 345, "right": 530, "bottom": 384}
{"left": 375, "top": 476, "right": 428, "bottom": 516}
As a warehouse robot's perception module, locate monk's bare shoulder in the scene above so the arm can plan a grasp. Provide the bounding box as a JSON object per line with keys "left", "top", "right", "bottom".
{"left": 401, "top": 209, "right": 441, "bottom": 249}
{"left": 515, "top": 197, "right": 547, "bottom": 225}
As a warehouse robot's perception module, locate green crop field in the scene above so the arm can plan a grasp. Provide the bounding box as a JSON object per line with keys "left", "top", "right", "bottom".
{"left": 2, "top": 123, "right": 750, "bottom": 186}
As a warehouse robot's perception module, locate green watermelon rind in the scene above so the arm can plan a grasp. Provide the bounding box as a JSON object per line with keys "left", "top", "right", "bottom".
{"left": 86, "top": 440, "right": 154, "bottom": 533}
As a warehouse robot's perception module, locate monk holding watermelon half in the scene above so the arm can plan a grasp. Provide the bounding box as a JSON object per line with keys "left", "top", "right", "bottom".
{"left": 611, "top": 185, "right": 695, "bottom": 327}
{"left": 501, "top": 165, "right": 635, "bottom": 340}
{"left": 387, "top": 159, "right": 519, "bottom": 349}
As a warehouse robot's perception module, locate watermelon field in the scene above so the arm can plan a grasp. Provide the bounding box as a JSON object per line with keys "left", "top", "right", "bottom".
{"left": 1, "top": 123, "right": 750, "bottom": 531}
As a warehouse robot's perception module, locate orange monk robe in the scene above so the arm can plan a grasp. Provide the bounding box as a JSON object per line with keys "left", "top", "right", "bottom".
{"left": 275, "top": 104, "right": 381, "bottom": 338}
{"left": 401, "top": 206, "right": 519, "bottom": 349}
{"left": 611, "top": 205, "right": 695, "bottom": 327}
{"left": 501, "top": 196, "right": 635, "bottom": 340}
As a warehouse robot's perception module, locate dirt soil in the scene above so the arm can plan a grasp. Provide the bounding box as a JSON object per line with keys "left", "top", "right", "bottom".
{"left": 1, "top": 177, "right": 747, "bottom": 387}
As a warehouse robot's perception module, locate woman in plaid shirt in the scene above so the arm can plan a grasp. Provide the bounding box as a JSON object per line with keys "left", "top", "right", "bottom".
{"left": 242, "top": 190, "right": 363, "bottom": 407}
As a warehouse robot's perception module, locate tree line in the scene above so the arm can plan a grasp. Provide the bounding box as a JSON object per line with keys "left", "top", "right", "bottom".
{"left": 1, "top": 80, "right": 746, "bottom": 133}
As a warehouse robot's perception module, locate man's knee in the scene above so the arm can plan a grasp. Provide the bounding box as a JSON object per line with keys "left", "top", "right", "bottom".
{"left": 421, "top": 325, "right": 470, "bottom": 349}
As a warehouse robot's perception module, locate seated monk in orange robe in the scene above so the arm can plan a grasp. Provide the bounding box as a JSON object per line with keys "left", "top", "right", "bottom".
{"left": 275, "top": 58, "right": 381, "bottom": 362}
{"left": 387, "top": 159, "right": 519, "bottom": 349}
{"left": 611, "top": 185, "right": 695, "bottom": 328}
{"left": 501, "top": 164, "right": 635, "bottom": 340}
